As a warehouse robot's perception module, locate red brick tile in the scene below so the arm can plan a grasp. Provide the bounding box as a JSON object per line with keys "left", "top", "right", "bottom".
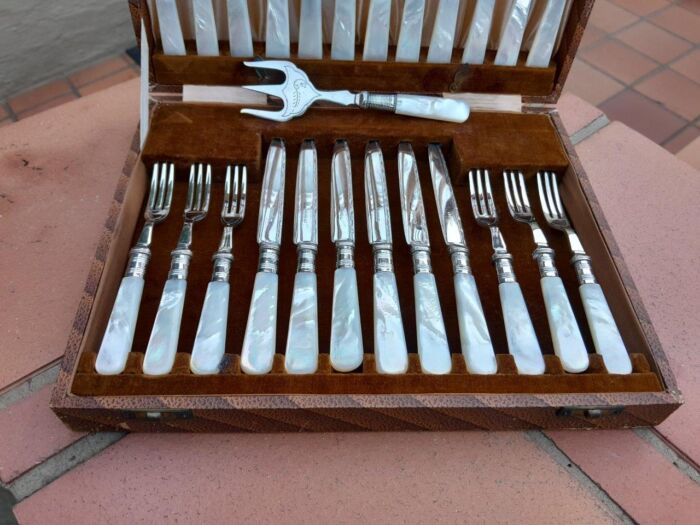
{"left": 670, "top": 48, "right": 700, "bottom": 83}
{"left": 15, "top": 432, "right": 620, "bottom": 524}
{"left": 556, "top": 92, "right": 605, "bottom": 136}
{"left": 635, "top": 69, "right": 700, "bottom": 120}
{"left": 581, "top": 40, "right": 658, "bottom": 84}
{"left": 676, "top": 0, "right": 700, "bottom": 15}
{"left": 599, "top": 89, "right": 687, "bottom": 143}
{"left": 611, "top": 0, "right": 670, "bottom": 16}
{"left": 0, "top": 118, "right": 13, "bottom": 128}
{"left": 549, "top": 431, "right": 700, "bottom": 525}
{"left": 0, "top": 386, "right": 84, "bottom": 483}
{"left": 78, "top": 68, "right": 138, "bottom": 96}
{"left": 663, "top": 124, "right": 700, "bottom": 153}
{"left": 68, "top": 56, "right": 132, "bottom": 88}
{"left": 8, "top": 80, "right": 73, "bottom": 115}
{"left": 589, "top": 0, "right": 639, "bottom": 32}
{"left": 580, "top": 24, "right": 608, "bottom": 49}
{"left": 650, "top": 5, "right": 700, "bottom": 43}
{"left": 616, "top": 21, "right": 692, "bottom": 63}
{"left": 0, "top": 79, "right": 139, "bottom": 390}
{"left": 677, "top": 134, "right": 700, "bottom": 169}
{"left": 575, "top": 122, "right": 700, "bottom": 464}
{"left": 565, "top": 59, "right": 625, "bottom": 106}
{"left": 16, "top": 93, "right": 78, "bottom": 120}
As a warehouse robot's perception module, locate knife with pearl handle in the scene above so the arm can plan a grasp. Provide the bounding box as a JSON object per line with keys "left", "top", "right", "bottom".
{"left": 331, "top": 0, "right": 356, "bottom": 60}
{"left": 284, "top": 140, "right": 320, "bottom": 374}
{"left": 363, "top": 0, "right": 392, "bottom": 61}
{"left": 193, "top": 0, "right": 219, "bottom": 56}
{"left": 428, "top": 145, "right": 497, "bottom": 374}
{"left": 365, "top": 142, "right": 409, "bottom": 374}
{"left": 526, "top": 0, "right": 567, "bottom": 67}
{"left": 156, "top": 0, "right": 186, "bottom": 55}
{"left": 266, "top": 0, "right": 290, "bottom": 58}
{"left": 330, "top": 141, "right": 364, "bottom": 372}
{"left": 462, "top": 0, "right": 495, "bottom": 64}
{"left": 298, "top": 0, "right": 323, "bottom": 59}
{"left": 227, "top": 0, "right": 254, "bottom": 57}
{"left": 397, "top": 144, "right": 452, "bottom": 374}
{"left": 495, "top": 0, "right": 534, "bottom": 66}
{"left": 240, "top": 139, "right": 286, "bottom": 375}
{"left": 395, "top": 0, "right": 425, "bottom": 63}
{"left": 427, "top": 0, "right": 460, "bottom": 64}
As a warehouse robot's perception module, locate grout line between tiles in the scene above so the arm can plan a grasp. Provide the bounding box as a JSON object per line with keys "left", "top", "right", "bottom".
{"left": 526, "top": 431, "right": 636, "bottom": 525}
{"left": 570, "top": 114, "right": 611, "bottom": 145}
{"left": 634, "top": 428, "right": 700, "bottom": 485}
{"left": 3, "top": 432, "right": 125, "bottom": 502}
{"left": 0, "top": 362, "right": 61, "bottom": 411}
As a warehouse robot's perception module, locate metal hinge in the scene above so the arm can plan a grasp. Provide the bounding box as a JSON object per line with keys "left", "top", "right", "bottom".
{"left": 556, "top": 406, "right": 624, "bottom": 419}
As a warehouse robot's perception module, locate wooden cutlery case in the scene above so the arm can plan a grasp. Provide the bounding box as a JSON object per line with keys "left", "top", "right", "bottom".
{"left": 51, "top": 0, "right": 682, "bottom": 432}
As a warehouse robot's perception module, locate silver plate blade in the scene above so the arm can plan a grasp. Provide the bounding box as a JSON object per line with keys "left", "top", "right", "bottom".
{"left": 397, "top": 143, "right": 430, "bottom": 248}
{"left": 427, "top": 144, "right": 467, "bottom": 250}
{"left": 331, "top": 141, "right": 355, "bottom": 243}
{"left": 257, "top": 139, "right": 286, "bottom": 246}
{"left": 364, "top": 141, "right": 392, "bottom": 245}
{"left": 293, "top": 140, "right": 318, "bottom": 246}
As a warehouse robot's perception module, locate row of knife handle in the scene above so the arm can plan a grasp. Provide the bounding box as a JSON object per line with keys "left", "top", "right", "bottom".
{"left": 95, "top": 139, "right": 633, "bottom": 379}
{"left": 156, "top": 0, "right": 568, "bottom": 67}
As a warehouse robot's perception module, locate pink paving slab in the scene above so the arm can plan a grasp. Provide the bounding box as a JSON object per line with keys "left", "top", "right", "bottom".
{"left": 556, "top": 91, "right": 605, "bottom": 137}
{"left": 14, "top": 432, "right": 619, "bottom": 524}
{"left": 0, "top": 79, "right": 139, "bottom": 391}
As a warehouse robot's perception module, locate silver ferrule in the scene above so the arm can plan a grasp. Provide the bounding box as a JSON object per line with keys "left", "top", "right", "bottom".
{"left": 373, "top": 244, "right": 394, "bottom": 273}
{"left": 571, "top": 254, "right": 597, "bottom": 285}
{"left": 357, "top": 92, "right": 398, "bottom": 112}
{"left": 493, "top": 253, "right": 516, "bottom": 284}
{"left": 125, "top": 246, "right": 151, "bottom": 278}
{"left": 411, "top": 247, "right": 432, "bottom": 274}
{"left": 296, "top": 243, "right": 317, "bottom": 273}
{"left": 168, "top": 248, "right": 192, "bottom": 280}
{"left": 335, "top": 242, "right": 355, "bottom": 269}
{"left": 533, "top": 247, "right": 559, "bottom": 278}
{"left": 211, "top": 253, "right": 234, "bottom": 282}
{"left": 449, "top": 248, "right": 472, "bottom": 275}
{"left": 257, "top": 244, "right": 280, "bottom": 274}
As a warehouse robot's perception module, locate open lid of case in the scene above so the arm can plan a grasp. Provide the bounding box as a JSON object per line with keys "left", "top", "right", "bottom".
{"left": 128, "top": 0, "right": 594, "bottom": 106}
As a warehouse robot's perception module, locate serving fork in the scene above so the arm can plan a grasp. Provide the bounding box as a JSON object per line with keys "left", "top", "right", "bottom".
{"left": 143, "top": 164, "right": 211, "bottom": 376}
{"left": 537, "top": 171, "right": 632, "bottom": 374}
{"left": 190, "top": 166, "right": 246, "bottom": 375}
{"left": 504, "top": 170, "right": 589, "bottom": 373}
{"left": 95, "top": 163, "right": 174, "bottom": 375}
{"left": 469, "top": 169, "right": 545, "bottom": 375}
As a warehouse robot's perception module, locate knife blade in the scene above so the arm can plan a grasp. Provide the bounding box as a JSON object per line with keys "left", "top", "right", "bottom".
{"left": 365, "top": 141, "right": 408, "bottom": 374}
{"left": 285, "top": 140, "right": 319, "bottom": 374}
{"left": 428, "top": 144, "right": 497, "bottom": 374}
{"left": 330, "top": 141, "right": 363, "bottom": 372}
{"left": 241, "top": 139, "right": 286, "bottom": 375}
{"left": 495, "top": 0, "right": 534, "bottom": 66}
{"left": 397, "top": 143, "right": 451, "bottom": 374}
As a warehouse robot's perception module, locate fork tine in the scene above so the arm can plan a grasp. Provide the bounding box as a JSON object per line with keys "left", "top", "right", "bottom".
{"left": 186, "top": 165, "right": 195, "bottom": 211}
{"left": 202, "top": 165, "right": 212, "bottom": 212}
{"left": 509, "top": 171, "right": 523, "bottom": 213}
{"left": 157, "top": 163, "right": 167, "bottom": 209}
{"left": 164, "top": 164, "right": 175, "bottom": 212}
{"left": 148, "top": 164, "right": 159, "bottom": 210}
{"left": 241, "top": 84, "right": 284, "bottom": 98}
{"left": 503, "top": 171, "right": 516, "bottom": 216}
{"left": 544, "top": 171, "right": 559, "bottom": 219}
{"left": 537, "top": 172, "right": 551, "bottom": 220}
{"left": 484, "top": 170, "right": 496, "bottom": 218}
{"left": 476, "top": 169, "right": 487, "bottom": 216}
{"left": 239, "top": 166, "right": 247, "bottom": 218}
{"left": 240, "top": 108, "right": 291, "bottom": 122}
{"left": 550, "top": 172, "right": 564, "bottom": 219}
{"left": 469, "top": 170, "right": 479, "bottom": 218}
{"left": 195, "top": 164, "right": 204, "bottom": 210}
{"left": 232, "top": 166, "right": 240, "bottom": 215}
{"left": 242, "top": 59, "right": 290, "bottom": 73}
{"left": 518, "top": 171, "right": 530, "bottom": 211}
{"left": 223, "top": 166, "right": 232, "bottom": 216}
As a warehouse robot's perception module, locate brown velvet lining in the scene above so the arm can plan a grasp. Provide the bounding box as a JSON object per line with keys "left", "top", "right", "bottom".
{"left": 68, "top": 102, "right": 665, "bottom": 397}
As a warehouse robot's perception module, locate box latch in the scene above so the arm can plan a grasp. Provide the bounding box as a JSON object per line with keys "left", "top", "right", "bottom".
{"left": 556, "top": 406, "right": 624, "bottom": 419}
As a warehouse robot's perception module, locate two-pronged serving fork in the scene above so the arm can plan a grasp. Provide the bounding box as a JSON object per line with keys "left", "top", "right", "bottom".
{"left": 190, "top": 165, "right": 247, "bottom": 375}
{"left": 143, "top": 164, "right": 212, "bottom": 376}
{"left": 469, "top": 169, "right": 546, "bottom": 375}
{"left": 95, "top": 163, "right": 174, "bottom": 375}
{"left": 537, "top": 171, "right": 632, "bottom": 375}
{"left": 503, "top": 170, "right": 589, "bottom": 373}
{"left": 240, "top": 60, "right": 470, "bottom": 123}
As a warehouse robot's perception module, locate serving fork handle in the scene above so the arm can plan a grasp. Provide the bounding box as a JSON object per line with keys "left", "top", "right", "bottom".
{"left": 357, "top": 93, "right": 470, "bottom": 123}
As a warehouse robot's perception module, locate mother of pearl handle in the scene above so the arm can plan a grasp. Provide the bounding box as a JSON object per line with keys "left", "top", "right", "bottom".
{"left": 284, "top": 272, "right": 319, "bottom": 374}
{"left": 580, "top": 283, "right": 632, "bottom": 374}
{"left": 413, "top": 273, "right": 452, "bottom": 374}
{"left": 192, "top": 0, "right": 219, "bottom": 56}
{"left": 143, "top": 279, "right": 187, "bottom": 376}
{"left": 453, "top": 273, "right": 497, "bottom": 374}
{"left": 499, "top": 281, "right": 545, "bottom": 375}
{"left": 394, "top": 96, "right": 470, "bottom": 123}
{"left": 190, "top": 281, "right": 229, "bottom": 375}
{"left": 541, "top": 277, "right": 589, "bottom": 373}
{"left": 95, "top": 276, "right": 145, "bottom": 375}
{"left": 155, "top": 0, "right": 186, "bottom": 55}
{"left": 240, "top": 272, "right": 278, "bottom": 374}
{"left": 330, "top": 268, "right": 364, "bottom": 372}
{"left": 373, "top": 272, "right": 409, "bottom": 374}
